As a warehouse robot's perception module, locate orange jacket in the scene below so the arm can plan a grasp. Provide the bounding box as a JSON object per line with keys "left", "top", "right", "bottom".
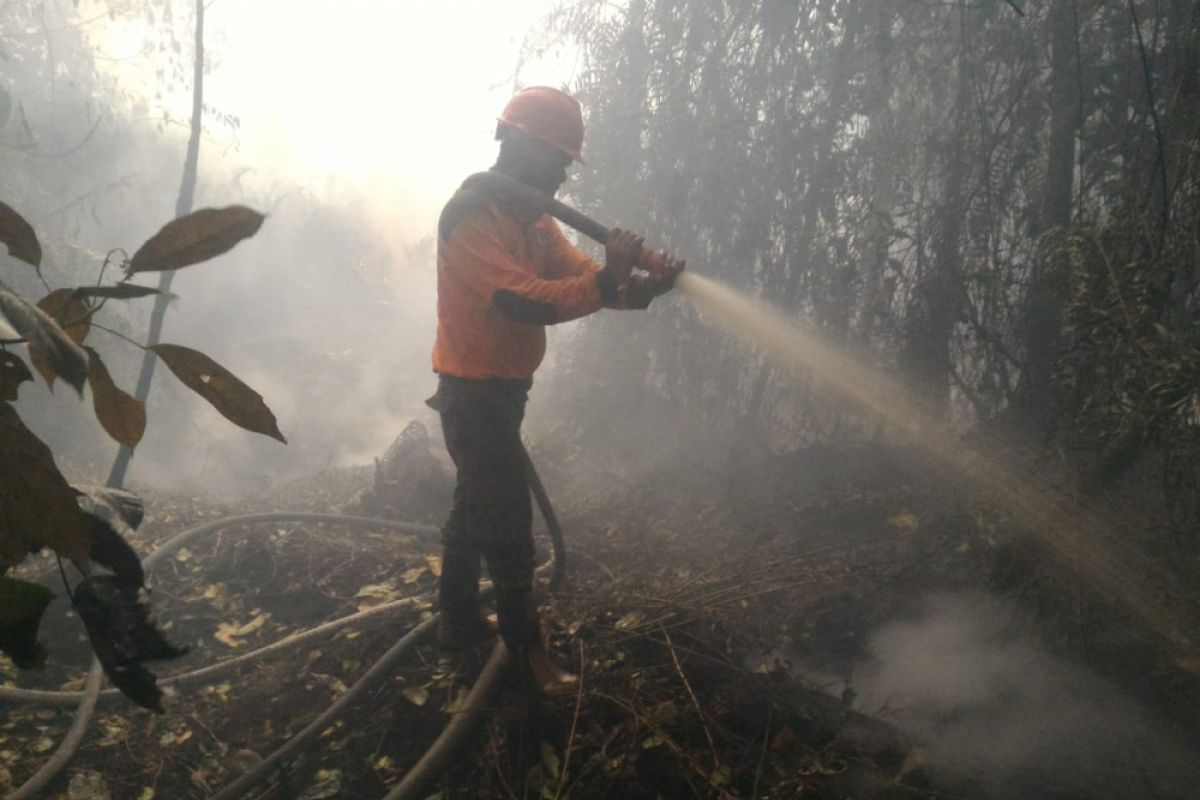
{"left": 432, "top": 194, "right": 618, "bottom": 380}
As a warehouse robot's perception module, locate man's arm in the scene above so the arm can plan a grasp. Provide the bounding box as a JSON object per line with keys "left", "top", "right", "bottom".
{"left": 446, "top": 213, "right": 615, "bottom": 324}
{"left": 543, "top": 219, "right": 656, "bottom": 310}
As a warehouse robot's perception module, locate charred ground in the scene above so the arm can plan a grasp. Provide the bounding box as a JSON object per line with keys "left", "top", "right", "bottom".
{"left": 3, "top": 432, "right": 1198, "bottom": 800}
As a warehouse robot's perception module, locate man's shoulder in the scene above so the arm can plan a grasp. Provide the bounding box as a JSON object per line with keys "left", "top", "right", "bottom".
{"left": 438, "top": 182, "right": 500, "bottom": 244}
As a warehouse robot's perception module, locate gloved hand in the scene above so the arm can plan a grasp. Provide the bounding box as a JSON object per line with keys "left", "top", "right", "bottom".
{"left": 624, "top": 252, "right": 686, "bottom": 309}
{"left": 648, "top": 251, "right": 685, "bottom": 292}
{"left": 603, "top": 228, "right": 644, "bottom": 283}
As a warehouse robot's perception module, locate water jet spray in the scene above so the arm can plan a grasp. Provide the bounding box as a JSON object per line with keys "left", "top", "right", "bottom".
{"left": 462, "top": 170, "right": 1200, "bottom": 671}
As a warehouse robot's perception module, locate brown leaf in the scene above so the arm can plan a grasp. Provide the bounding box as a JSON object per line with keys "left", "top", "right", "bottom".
{"left": 72, "top": 284, "right": 165, "bottom": 301}
{"left": 0, "top": 403, "right": 91, "bottom": 570}
{"left": 0, "top": 351, "right": 32, "bottom": 401}
{"left": 0, "top": 312, "right": 17, "bottom": 340}
{"left": 0, "top": 280, "right": 87, "bottom": 394}
{"left": 85, "top": 347, "right": 146, "bottom": 448}
{"left": 769, "top": 725, "right": 796, "bottom": 752}
{"left": 28, "top": 289, "right": 91, "bottom": 390}
{"left": 0, "top": 201, "right": 41, "bottom": 267}
{"left": 150, "top": 344, "right": 286, "bottom": 443}
{"left": 73, "top": 575, "right": 188, "bottom": 713}
{"left": 38, "top": 289, "right": 91, "bottom": 342}
{"left": 129, "top": 206, "right": 265, "bottom": 273}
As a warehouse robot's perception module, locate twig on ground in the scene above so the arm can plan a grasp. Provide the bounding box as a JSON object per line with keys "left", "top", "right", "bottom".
{"left": 662, "top": 626, "right": 720, "bottom": 772}
{"left": 592, "top": 690, "right": 729, "bottom": 800}
{"left": 553, "top": 641, "right": 586, "bottom": 800}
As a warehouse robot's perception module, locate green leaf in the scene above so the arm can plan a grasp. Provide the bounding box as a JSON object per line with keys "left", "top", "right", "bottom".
{"left": 0, "top": 280, "right": 88, "bottom": 395}
{"left": 0, "top": 350, "right": 32, "bottom": 402}
{"left": 128, "top": 206, "right": 265, "bottom": 273}
{"left": 0, "top": 402, "right": 92, "bottom": 570}
{"left": 72, "top": 284, "right": 165, "bottom": 301}
{"left": 84, "top": 346, "right": 146, "bottom": 448}
{"left": 0, "top": 201, "right": 42, "bottom": 268}
{"left": 150, "top": 343, "right": 286, "bottom": 443}
{"left": 0, "top": 576, "right": 54, "bottom": 668}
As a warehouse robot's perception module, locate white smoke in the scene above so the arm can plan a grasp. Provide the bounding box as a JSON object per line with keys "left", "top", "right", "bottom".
{"left": 854, "top": 593, "right": 1200, "bottom": 798}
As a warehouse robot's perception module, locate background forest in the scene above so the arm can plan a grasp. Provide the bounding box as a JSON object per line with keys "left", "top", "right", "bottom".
{"left": 539, "top": 0, "right": 1200, "bottom": 560}
{"left": 2, "top": 0, "right": 447, "bottom": 497}
{"left": 3, "top": 1, "right": 1200, "bottom": 798}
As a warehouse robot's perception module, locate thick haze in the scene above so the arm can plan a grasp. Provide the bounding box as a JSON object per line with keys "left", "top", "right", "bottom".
{"left": 5, "top": 3, "right": 1198, "bottom": 793}
{"left": 8, "top": 0, "right": 583, "bottom": 494}
{"left": 102, "top": 1, "right": 575, "bottom": 220}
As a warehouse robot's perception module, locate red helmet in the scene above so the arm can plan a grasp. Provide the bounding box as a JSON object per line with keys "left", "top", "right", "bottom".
{"left": 497, "top": 86, "right": 585, "bottom": 163}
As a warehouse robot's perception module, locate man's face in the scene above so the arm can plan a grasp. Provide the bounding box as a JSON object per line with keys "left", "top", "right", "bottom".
{"left": 515, "top": 135, "right": 573, "bottom": 196}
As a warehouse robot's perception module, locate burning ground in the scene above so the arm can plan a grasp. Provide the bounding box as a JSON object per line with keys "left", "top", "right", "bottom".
{"left": 3, "top": 434, "right": 1198, "bottom": 799}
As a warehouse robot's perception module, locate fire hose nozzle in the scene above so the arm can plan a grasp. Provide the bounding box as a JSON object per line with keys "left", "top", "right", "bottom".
{"left": 638, "top": 248, "right": 670, "bottom": 281}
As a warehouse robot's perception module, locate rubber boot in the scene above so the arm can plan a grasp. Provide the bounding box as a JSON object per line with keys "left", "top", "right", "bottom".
{"left": 436, "top": 547, "right": 495, "bottom": 652}
{"left": 494, "top": 586, "right": 578, "bottom": 697}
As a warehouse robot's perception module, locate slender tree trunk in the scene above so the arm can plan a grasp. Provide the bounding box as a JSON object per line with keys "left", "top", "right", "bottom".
{"left": 902, "top": 2, "right": 969, "bottom": 422}
{"left": 1163, "top": 0, "right": 1198, "bottom": 322}
{"left": 106, "top": 0, "right": 204, "bottom": 488}
{"left": 1015, "top": 0, "right": 1080, "bottom": 433}
{"left": 861, "top": 3, "right": 897, "bottom": 344}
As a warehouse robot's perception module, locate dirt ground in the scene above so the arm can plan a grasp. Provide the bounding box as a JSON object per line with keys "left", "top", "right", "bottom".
{"left": 2, "top": 441, "right": 1199, "bottom": 799}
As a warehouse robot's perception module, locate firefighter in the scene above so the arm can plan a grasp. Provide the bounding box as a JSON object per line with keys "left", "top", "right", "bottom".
{"left": 428, "top": 86, "right": 683, "bottom": 695}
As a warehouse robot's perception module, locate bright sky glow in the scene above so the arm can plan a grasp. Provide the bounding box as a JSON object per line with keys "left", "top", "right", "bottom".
{"left": 92, "top": 0, "right": 579, "bottom": 228}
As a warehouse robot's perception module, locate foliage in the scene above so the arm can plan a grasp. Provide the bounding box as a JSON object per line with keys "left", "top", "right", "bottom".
{"left": 543, "top": 0, "right": 1200, "bottom": 537}
{"left": 0, "top": 201, "right": 279, "bottom": 709}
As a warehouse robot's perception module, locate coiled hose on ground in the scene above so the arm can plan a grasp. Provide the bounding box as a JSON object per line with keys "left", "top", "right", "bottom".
{"left": 4, "top": 453, "right": 567, "bottom": 800}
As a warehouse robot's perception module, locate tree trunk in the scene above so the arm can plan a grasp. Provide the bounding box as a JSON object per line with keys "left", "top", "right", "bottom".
{"left": 902, "top": 2, "right": 969, "bottom": 422}
{"left": 1015, "top": 0, "right": 1080, "bottom": 433}
{"left": 860, "top": 3, "right": 897, "bottom": 344}
{"left": 106, "top": 0, "right": 204, "bottom": 488}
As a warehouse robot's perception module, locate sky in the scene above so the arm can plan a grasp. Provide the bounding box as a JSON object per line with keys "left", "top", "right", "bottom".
{"left": 49, "top": 0, "right": 587, "bottom": 489}
{"left": 94, "top": 0, "right": 579, "bottom": 228}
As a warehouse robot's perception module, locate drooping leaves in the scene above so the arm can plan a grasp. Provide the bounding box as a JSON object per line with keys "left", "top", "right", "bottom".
{"left": 0, "top": 201, "right": 41, "bottom": 268}
{"left": 0, "top": 576, "right": 55, "bottom": 668}
{"left": 84, "top": 346, "right": 146, "bottom": 449}
{"left": 0, "top": 280, "right": 87, "bottom": 394}
{"left": 128, "top": 206, "right": 265, "bottom": 273}
{"left": 150, "top": 344, "right": 286, "bottom": 443}
{"left": 0, "top": 350, "right": 32, "bottom": 401}
{"left": 74, "top": 485, "right": 146, "bottom": 586}
{"left": 29, "top": 289, "right": 92, "bottom": 390}
{"left": 0, "top": 403, "right": 91, "bottom": 570}
{"left": 72, "top": 284, "right": 165, "bottom": 301}
{"left": 73, "top": 575, "right": 188, "bottom": 713}
{"left": 84, "top": 519, "right": 145, "bottom": 586}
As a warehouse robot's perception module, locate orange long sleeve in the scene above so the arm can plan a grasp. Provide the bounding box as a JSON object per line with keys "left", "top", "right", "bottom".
{"left": 432, "top": 202, "right": 614, "bottom": 380}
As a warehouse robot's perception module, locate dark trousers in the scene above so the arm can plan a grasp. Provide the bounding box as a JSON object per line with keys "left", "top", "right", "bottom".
{"left": 429, "top": 375, "right": 539, "bottom": 650}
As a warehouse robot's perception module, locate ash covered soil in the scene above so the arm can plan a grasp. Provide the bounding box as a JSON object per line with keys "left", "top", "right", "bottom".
{"left": 3, "top": 443, "right": 1200, "bottom": 800}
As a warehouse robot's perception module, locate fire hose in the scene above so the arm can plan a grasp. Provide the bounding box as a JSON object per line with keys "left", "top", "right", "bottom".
{"left": 4, "top": 448, "right": 566, "bottom": 800}
{"left": 5, "top": 173, "right": 626, "bottom": 800}
{"left": 461, "top": 170, "right": 677, "bottom": 278}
